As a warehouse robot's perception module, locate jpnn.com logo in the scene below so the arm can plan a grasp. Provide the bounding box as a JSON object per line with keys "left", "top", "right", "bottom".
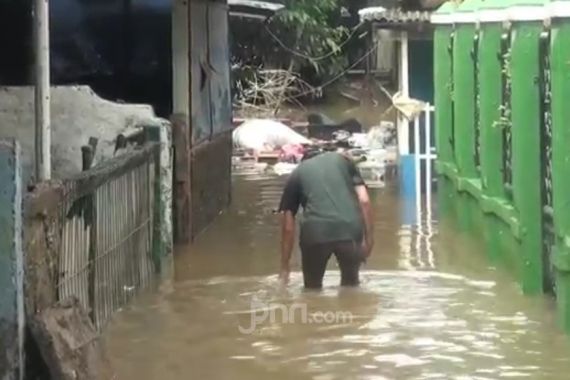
{"left": 238, "top": 295, "right": 354, "bottom": 334}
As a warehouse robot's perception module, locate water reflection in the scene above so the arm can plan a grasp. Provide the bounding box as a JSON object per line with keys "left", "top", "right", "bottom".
{"left": 105, "top": 175, "right": 570, "bottom": 380}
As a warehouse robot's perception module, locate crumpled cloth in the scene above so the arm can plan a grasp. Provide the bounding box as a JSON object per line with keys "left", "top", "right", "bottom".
{"left": 279, "top": 143, "right": 305, "bottom": 163}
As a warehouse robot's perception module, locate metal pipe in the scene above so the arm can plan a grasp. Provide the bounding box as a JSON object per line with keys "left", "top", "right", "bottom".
{"left": 34, "top": 0, "right": 51, "bottom": 180}
{"left": 425, "top": 105, "right": 432, "bottom": 209}
{"left": 414, "top": 116, "right": 421, "bottom": 215}
{"left": 397, "top": 31, "right": 410, "bottom": 156}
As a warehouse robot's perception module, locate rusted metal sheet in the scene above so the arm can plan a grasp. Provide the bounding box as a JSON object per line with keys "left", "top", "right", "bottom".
{"left": 191, "top": 0, "right": 213, "bottom": 144}
{"left": 359, "top": 7, "right": 432, "bottom": 25}
{"left": 209, "top": 2, "right": 233, "bottom": 137}
{"left": 191, "top": 131, "right": 232, "bottom": 238}
{"left": 228, "top": 0, "right": 284, "bottom": 19}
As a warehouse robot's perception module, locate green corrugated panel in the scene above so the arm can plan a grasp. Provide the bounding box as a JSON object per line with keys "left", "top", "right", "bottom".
{"left": 434, "top": 27, "right": 454, "bottom": 166}
{"left": 452, "top": 18, "right": 477, "bottom": 178}
{"left": 550, "top": 5, "right": 570, "bottom": 332}
{"left": 509, "top": 8, "right": 544, "bottom": 294}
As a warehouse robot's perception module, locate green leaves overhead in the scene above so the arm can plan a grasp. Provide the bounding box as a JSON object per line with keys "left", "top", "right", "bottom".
{"left": 270, "top": 0, "right": 351, "bottom": 78}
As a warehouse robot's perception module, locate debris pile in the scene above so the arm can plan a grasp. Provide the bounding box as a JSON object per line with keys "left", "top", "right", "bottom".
{"left": 233, "top": 69, "right": 316, "bottom": 119}
{"left": 232, "top": 116, "right": 397, "bottom": 187}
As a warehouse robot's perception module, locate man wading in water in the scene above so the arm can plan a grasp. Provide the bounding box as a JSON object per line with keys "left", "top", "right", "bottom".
{"left": 278, "top": 150, "right": 374, "bottom": 288}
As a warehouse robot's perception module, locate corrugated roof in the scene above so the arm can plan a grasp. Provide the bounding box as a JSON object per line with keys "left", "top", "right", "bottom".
{"left": 228, "top": 0, "right": 284, "bottom": 12}
{"left": 359, "top": 7, "right": 433, "bottom": 24}
{"left": 228, "top": 0, "right": 285, "bottom": 20}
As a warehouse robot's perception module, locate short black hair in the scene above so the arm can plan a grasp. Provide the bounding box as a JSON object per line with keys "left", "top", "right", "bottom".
{"left": 302, "top": 148, "right": 323, "bottom": 161}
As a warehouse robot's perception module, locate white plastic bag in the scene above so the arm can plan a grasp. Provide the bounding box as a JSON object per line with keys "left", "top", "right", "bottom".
{"left": 233, "top": 119, "right": 312, "bottom": 151}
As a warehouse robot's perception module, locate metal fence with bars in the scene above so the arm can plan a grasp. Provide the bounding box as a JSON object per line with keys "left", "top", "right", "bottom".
{"left": 45, "top": 137, "right": 161, "bottom": 330}
{"left": 413, "top": 103, "right": 437, "bottom": 213}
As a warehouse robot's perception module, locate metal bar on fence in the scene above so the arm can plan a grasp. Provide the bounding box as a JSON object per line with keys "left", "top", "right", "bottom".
{"left": 425, "top": 106, "right": 432, "bottom": 209}
{"left": 412, "top": 104, "right": 438, "bottom": 218}
{"left": 414, "top": 116, "right": 421, "bottom": 214}
{"left": 87, "top": 186, "right": 97, "bottom": 323}
{"left": 53, "top": 141, "right": 161, "bottom": 330}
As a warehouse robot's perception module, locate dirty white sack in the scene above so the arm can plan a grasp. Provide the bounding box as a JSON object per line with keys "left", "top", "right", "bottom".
{"left": 272, "top": 162, "right": 298, "bottom": 176}
{"left": 368, "top": 121, "right": 396, "bottom": 148}
{"left": 233, "top": 119, "right": 312, "bottom": 151}
{"left": 348, "top": 133, "right": 369, "bottom": 148}
{"left": 392, "top": 93, "right": 427, "bottom": 121}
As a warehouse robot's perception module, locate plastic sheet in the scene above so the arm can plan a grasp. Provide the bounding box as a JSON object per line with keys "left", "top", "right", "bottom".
{"left": 233, "top": 119, "right": 312, "bottom": 152}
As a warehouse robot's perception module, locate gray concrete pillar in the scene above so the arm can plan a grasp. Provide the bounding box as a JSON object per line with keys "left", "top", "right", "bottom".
{"left": 0, "top": 140, "right": 24, "bottom": 380}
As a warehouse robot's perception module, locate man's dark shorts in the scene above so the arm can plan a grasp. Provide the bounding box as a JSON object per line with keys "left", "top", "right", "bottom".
{"left": 300, "top": 240, "right": 365, "bottom": 289}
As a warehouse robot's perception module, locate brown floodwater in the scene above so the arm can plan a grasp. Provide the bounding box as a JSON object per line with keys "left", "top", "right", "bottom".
{"left": 104, "top": 174, "right": 570, "bottom": 380}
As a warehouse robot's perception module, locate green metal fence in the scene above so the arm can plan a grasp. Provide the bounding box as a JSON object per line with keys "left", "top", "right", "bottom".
{"left": 433, "top": 0, "right": 570, "bottom": 333}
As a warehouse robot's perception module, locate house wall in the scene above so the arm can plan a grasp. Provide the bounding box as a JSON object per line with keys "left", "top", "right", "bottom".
{"left": 189, "top": 0, "right": 233, "bottom": 237}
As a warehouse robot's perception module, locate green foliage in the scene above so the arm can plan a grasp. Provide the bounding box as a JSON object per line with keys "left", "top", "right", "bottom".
{"left": 270, "top": 0, "right": 350, "bottom": 78}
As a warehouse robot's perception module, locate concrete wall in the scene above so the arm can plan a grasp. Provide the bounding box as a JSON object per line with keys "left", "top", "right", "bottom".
{"left": 0, "top": 85, "right": 168, "bottom": 184}
{"left": 0, "top": 140, "right": 24, "bottom": 380}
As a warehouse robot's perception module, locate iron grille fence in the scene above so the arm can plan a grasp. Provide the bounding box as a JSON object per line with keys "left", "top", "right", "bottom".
{"left": 500, "top": 30, "right": 513, "bottom": 199}
{"left": 448, "top": 31, "right": 456, "bottom": 158}
{"left": 539, "top": 30, "right": 555, "bottom": 294}
{"left": 55, "top": 142, "right": 161, "bottom": 329}
{"left": 472, "top": 31, "right": 481, "bottom": 172}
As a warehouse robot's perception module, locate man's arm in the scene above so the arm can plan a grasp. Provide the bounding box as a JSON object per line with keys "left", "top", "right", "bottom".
{"left": 344, "top": 155, "right": 374, "bottom": 257}
{"left": 280, "top": 211, "right": 296, "bottom": 281}
{"left": 278, "top": 172, "right": 301, "bottom": 282}
{"left": 355, "top": 185, "right": 374, "bottom": 257}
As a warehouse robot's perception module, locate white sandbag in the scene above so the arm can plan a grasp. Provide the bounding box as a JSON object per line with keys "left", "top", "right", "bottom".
{"left": 233, "top": 119, "right": 312, "bottom": 151}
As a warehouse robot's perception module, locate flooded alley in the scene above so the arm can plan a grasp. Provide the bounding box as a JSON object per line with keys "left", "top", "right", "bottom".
{"left": 105, "top": 175, "right": 570, "bottom": 380}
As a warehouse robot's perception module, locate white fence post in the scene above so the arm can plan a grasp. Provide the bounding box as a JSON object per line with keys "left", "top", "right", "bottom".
{"left": 414, "top": 115, "right": 421, "bottom": 215}
{"left": 413, "top": 103, "right": 437, "bottom": 215}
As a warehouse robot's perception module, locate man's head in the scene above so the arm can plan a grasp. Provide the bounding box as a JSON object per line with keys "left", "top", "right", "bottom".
{"left": 302, "top": 148, "right": 323, "bottom": 161}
